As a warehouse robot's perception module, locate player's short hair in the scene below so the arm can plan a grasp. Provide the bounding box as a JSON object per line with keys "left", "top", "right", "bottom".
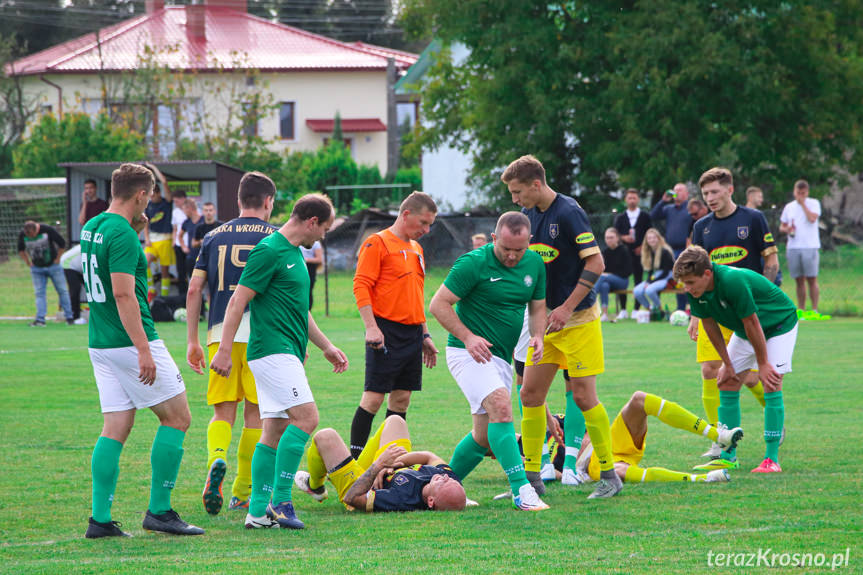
{"left": 84, "top": 178, "right": 97, "bottom": 187}
{"left": 689, "top": 198, "right": 707, "bottom": 210}
{"left": 673, "top": 245, "right": 712, "bottom": 280}
{"left": 172, "top": 189, "right": 186, "bottom": 199}
{"left": 292, "top": 193, "right": 334, "bottom": 223}
{"left": 624, "top": 188, "right": 640, "bottom": 198}
{"left": 238, "top": 171, "right": 276, "bottom": 209}
{"left": 23, "top": 220, "right": 38, "bottom": 235}
{"left": 698, "top": 167, "right": 733, "bottom": 189}
{"left": 501, "top": 155, "right": 546, "bottom": 185}
{"left": 399, "top": 191, "right": 437, "bottom": 215}
{"left": 494, "top": 211, "right": 531, "bottom": 236}
{"left": 604, "top": 226, "right": 620, "bottom": 237}
{"left": 745, "top": 186, "right": 762, "bottom": 199}
{"left": 471, "top": 233, "right": 487, "bottom": 242}
{"left": 203, "top": 201, "right": 215, "bottom": 208}
{"left": 182, "top": 198, "right": 198, "bottom": 209}
{"left": 111, "top": 163, "right": 155, "bottom": 201}
{"left": 795, "top": 179, "right": 809, "bottom": 190}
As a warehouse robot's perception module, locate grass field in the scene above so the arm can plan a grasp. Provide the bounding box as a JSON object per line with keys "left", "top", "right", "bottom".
{"left": 1, "top": 300, "right": 861, "bottom": 573}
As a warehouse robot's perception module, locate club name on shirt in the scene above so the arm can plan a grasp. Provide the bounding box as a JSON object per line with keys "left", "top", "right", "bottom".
{"left": 529, "top": 243, "right": 560, "bottom": 263}
{"left": 709, "top": 245, "right": 748, "bottom": 265}
{"left": 80, "top": 230, "right": 103, "bottom": 244}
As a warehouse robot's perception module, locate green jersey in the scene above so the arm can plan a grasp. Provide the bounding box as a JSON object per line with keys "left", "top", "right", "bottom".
{"left": 688, "top": 263, "right": 797, "bottom": 341}
{"left": 239, "top": 231, "right": 310, "bottom": 362}
{"left": 80, "top": 212, "right": 158, "bottom": 348}
{"left": 443, "top": 244, "right": 546, "bottom": 361}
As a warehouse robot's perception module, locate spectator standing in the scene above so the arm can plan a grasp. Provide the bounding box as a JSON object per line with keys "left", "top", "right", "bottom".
{"left": 613, "top": 189, "right": 652, "bottom": 318}
{"left": 746, "top": 187, "right": 764, "bottom": 210}
{"left": 779, "top": 180, "right": 822, "bottom": 314}
{"left": 633, "top": 228, "right": 675, "bottom": 318}
{"left": 18, "top": 221, "right": 74, "bottom": 326}
{"left": 60, "top": 243, "right": 88, "bottom": 324}
{"left": 193, "top": 202, "right": 222, "bottom": 252}
{"left": 687, "top": 199, "right": 709, "bottom": 240}
{"left": 650, "top": 183, "right": 690, "bottom": 310}
{"left": 78, "top": 179, "right": 109, "bottom": 225}
{"left": 470, "top": 233, "right": 488, "bottom": 250}
{"left": 171, "top": 189, "right": 189, "bottom": 295}
{"left": 180, "top": 199, "right": 202, "bottom": 284}
{"left": 301, "top": 240, "right": 323, "bottom": 309}
{"left": 594, "top": 228, "right": 632, "bottom": 322}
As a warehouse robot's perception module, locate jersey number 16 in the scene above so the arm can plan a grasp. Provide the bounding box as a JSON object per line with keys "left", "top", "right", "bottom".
{"left": 81, "top": 253, "right": 107, "bottom": 303}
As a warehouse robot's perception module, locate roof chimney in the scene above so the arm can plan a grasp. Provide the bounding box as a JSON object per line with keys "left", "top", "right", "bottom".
{"left": 205, "top": 0, "right": 246, "bottom": 11}
{"left": 186, "top": 4, "right": 206, "bottom": 40}
{"left": 145, "top": 0, "right": 164, "bottom": 13}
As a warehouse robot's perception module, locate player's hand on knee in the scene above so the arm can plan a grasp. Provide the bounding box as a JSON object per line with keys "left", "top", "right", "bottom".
{"left": 465, "top": 334, "right": 493, "bottom": 364}
{"left": 324, "top": 345, "right": 349, "bottom": 373}
{"left": 138, "top": 349, "right": 157, "bottom": 386}
{"left": 758, "top": 363, "right": 782, "bottom": 389}
{"left": 187, "top": 343, "right": 206, "bottom": 375}
{"left": 377, "top": 444, "right": 407, "bottom": 467}
{"left": 717, "top": 364, "right": 740, "bottom": 389}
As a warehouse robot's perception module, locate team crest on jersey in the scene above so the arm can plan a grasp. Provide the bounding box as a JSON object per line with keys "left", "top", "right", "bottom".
{"left": 737, "top": 226, "right": 749, "bottom": 240}
{"left": 575, "top": 232, "right": 595, "bottom": 244}
{"left": 549, "top": 223, "right": 559, "bottom": 239}
{"left": 524, "top": 275, "right": 533, "bottom": 287}
{"left": 392, "top": 473, "right": 409, "bottom": 486}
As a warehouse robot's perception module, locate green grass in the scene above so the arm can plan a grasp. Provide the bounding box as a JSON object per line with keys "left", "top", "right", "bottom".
{"left": 1, "top": 309, "right": 861, "bottom": 573}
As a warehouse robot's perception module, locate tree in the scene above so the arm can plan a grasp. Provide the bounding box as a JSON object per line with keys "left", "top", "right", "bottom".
{"left": 0, "top": 35, "right": 39, "bottom": 177}
{"left": 404, "top": 1, "right": 863, "bottom": 207}
{"left": 12, "top": 112, "right": 147, "bottom": 178}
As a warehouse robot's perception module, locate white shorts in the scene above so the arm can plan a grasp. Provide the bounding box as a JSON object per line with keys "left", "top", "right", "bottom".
{"left": 248, "top": 353, "right": 314, "bottom": 419}
{"left": 89, "top": 339, "right": 185, "bottom": 413}
{"left": 446, "top": 347, "right": 513, "bottom": 415}
{"left": 512, "top": 309, "right": 530, "bottom": 364}
{"left": 728, "top": 324, "right": 798, "bottom": 376}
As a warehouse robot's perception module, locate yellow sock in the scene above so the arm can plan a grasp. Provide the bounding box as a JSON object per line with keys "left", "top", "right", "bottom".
{"left": 701, "top": 377, "right": 719, "bottom": 424}
{"left": 583, "top": 403, "right": 614, "bottom": 473}
{"left": 161, "top": 278, "right": 170, "bottom": 296}
{"left": 356, "top": 421, "right": 387, "bottom": 470}
{"left": 747, "top": 379, "right": 766, "bottom": 408}
{"left": 206, "top": 420, "right": 232, "bottom": 470}
{"left": 644, "top": 393, "right": 717, "bottom": 441}
{"left": 521, "top": 405, "right": 546, "bottom": 473}
{"left": 625, "top": 465, "right": 699, "bottom": 483}
{"left": 306, "top": 439, "right": 328, "bottom": 490}
{"left": 231, "top": 427, "right": 261, "bottom": 500}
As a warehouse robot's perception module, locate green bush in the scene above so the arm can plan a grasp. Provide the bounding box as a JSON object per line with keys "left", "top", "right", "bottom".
{"left": 12, "top": 113, "right": 147, "bottom": 177}
{"left": 391, "top": 165, "right": 422, "bottom": 192}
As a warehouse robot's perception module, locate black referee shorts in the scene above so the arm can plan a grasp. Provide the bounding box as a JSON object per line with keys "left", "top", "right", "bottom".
{"left": 364, "top": 316, "right": 423, "bottom": 394}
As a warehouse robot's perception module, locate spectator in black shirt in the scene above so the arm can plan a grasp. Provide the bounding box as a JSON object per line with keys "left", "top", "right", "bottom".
{"left": 594, "top": 228, "right": 632, "bottom": 322}
{"left": 613, "top": 189, "right": 652, "bottom": 317}
{"left": 17, "top": 221, "right": 74, "bottom": 326}
{"left": 192, "top": 202, "right": 222, "bottom": 251}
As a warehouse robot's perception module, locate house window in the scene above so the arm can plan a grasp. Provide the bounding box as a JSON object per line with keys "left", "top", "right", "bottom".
{"left": 40, "top": 104, "right": 53, "bottom": 115}
{"left": 280, "top": 102, "right": 295, "bottom": 140}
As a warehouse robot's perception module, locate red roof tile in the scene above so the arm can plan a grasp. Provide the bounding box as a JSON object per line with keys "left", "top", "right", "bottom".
{"left": 8, "top": 6, "right": 417, "bottom": 76}
{"left": 306, "top": 118, "right": 387, "bottom": 132}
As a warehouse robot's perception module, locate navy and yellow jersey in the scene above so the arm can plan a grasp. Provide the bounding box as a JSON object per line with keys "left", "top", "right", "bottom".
{"left": 145, "top": 198, "right": 173, "bottom": 235}
{"left": 368, "top": 464, "right": 460, "bottom": 512}
{"left": 523, "top": 194, "right": 600, "bottom": 310}
{"left": 193, "top": 217, "right": 277, "bottom": 345}
{"left": 691, "top": 206, "right": 777, "bottom": 273}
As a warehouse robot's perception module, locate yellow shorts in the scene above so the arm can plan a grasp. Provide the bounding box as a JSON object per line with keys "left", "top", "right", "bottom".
{"left": 696, "top": 320, "right": 734, "bottom": 363}
{"left": 207, "top": 343, "right": 258, "bottom": 405}
{"left": 526, "top": 316, "right": 604, "bottom": 377}
{"left": 145, "top": 238, "right": 175, "bottom": 267}
{"left": 329, "top": 438, "right": 412, "bottom": 506}
{"left": 588, "top": 412, "right": 645, "bottom": 481}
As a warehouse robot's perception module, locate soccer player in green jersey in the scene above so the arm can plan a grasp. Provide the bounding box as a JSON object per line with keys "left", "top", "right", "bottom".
{"left": 81, "top": 164, "right": 203, "bottom": 538}
{"left": 430, "top": 212, "right": 549, "bottom": 510}
{"left": 674, "top": 246, "right": 797, "bottom": 473}
{"left": 210, "top": 193, "right": 349, "bottom": 529}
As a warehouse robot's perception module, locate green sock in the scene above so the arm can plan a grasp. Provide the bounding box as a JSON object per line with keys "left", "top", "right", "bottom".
{"left": 149, "top": 426, "right": 185, "bottom": 515}
{"left": 271, "top": 426, "right": 310, "bottom": 505}
{"left": 249, "top": 443, "right": 276, "bottom": 517}
{"left": 91, "top": 436, "right": 123, "bottom": 523}
{"left": 488, "top": 422, "right": 528, "bottom": 494}
{"left": 516, "top": 383, "right": 523, "bottom": 416}
{"left": 541, "top": 441, "right": 551, "bottom": 466}
{"left": 718, "top": 390, "right": 741, "bottom": 461}
{"left": 449, "top": 432, "right": 487, "bottom": 480}
{"left": 764, "top": 391, "right": 784, "bottom": 462}
{"left": 564, "top": 391, "right": 585, "bottom": 471}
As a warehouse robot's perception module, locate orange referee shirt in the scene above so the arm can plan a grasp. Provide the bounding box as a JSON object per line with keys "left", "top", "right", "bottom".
{"left": 353, "top": 229, "right": 426, "bottom": 325}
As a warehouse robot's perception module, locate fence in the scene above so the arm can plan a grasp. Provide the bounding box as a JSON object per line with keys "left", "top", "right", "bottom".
{"left": 0, "top": 184, "right": 67, "bottom": 260}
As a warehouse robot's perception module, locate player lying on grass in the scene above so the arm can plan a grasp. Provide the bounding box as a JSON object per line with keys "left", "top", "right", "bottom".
{"left": 291, "top": 415, "right": 466, "bottom": 515}
{"left": 576, "top": 391, "right": 744, "bottom": 484}
{"left": 674, "top": 245, "right": 797, "bottom": 473}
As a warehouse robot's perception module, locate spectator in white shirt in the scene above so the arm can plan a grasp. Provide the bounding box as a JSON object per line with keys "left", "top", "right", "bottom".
{"left": 779, "top": 180, "right": 821, "bottom": 312}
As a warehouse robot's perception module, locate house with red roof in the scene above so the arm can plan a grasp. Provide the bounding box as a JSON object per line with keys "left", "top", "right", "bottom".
{"left": 6, "top": 0, "right": 417, "bottom": 172}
